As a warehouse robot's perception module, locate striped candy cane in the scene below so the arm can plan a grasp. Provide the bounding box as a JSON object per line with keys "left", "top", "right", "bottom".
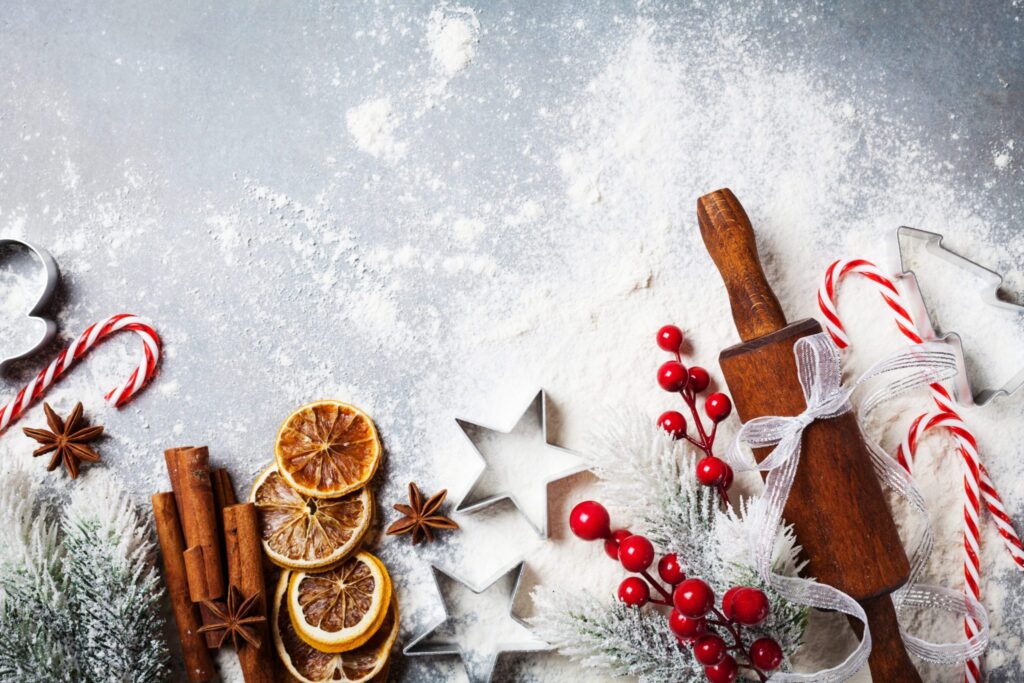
{"left": 819, "top": 258, "right": 1024, "bottom": 683}
{"left": 897, "top": 412, "right": 1024, "bottom": 568}
{"left": 0, "top": 314, "right": 161, "bottom": 434}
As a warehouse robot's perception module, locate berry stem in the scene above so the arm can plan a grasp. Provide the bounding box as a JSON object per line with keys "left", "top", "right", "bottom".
{"left": 678, "top": 383, "right": 716, "bottom": 459}
{"left": 716, "top": 484, "right": 729, "bottom": 506}
{"left": 683, "top": 434, "right": 706, "bottom": 451}
{"left": 708, "top": 608, "right": 769, "bottom": 682}
{"left": 639, "top": 569, "right": 673, "bottom": 603}
{"left": 708, "top": 608, "right": 743, "bottom": 646}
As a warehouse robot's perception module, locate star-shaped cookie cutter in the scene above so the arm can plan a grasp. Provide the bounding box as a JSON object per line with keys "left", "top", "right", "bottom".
{"left": 894, "top": 226, "right": 1024, "bottom": 405}
{"left": 454, "top": 389, "right": 586, "bottom": 538}
{"left": 403, "top": 561, "right": 550, "bottom": 683}
{"left": 0, "top": 238, "right": 59, "bottom": 371}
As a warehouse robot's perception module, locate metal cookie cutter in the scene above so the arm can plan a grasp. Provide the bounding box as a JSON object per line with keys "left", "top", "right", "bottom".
{"left": 403, "top": 560, "right": 550, "bottom": 683}
{"left": 893, "top": 226, "right": 1024, "bottom": 405}
{"left": 454, "top": 390, "right": 587, "bottom": 538}
{"left": 0, "top": 238, "right": 59, "bottom": 371}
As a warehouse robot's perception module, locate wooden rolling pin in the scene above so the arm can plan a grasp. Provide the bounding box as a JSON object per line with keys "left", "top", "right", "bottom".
{"left": 697, "top": 189, "right": 921, "bottom": 682}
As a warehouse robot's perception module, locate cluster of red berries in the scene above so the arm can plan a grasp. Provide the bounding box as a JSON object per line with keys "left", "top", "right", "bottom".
{"left": 570, "top": 499, "right": 783, "bottom": 683}
{"left": 655, "top": 325, "right": 735, "bottom": 500}
{"left": 671, "top": 579, "right": 782, "bottom": 682}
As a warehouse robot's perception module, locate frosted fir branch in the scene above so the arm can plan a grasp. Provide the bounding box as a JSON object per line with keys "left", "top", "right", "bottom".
{"left": 63, "top": 471, "right": 170, "bottom": 683}
{"left": 716, "top": 499, "right": 809, "bottom": 662}
{"left": 582, "top": 416, "right": 810, "bottom": 669}
{"left": 0, "top": 469, "right": 79, "bottom": 682}
{"left": 0, "top": 469, "right": 63, "bottom": 603}
{"left": 0, "top": 470, "right": 170, "bottom": 683}
{"left": 586, "top": 416, "right": 723, "bottom": 578}
{"left": 531, "top": 586, "right": 702, "bottom": 683}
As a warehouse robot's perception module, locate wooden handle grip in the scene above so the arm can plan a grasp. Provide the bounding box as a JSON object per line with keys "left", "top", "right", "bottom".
{"left": 697, "top": 189, "right": 787, "bottom": 341}
{"left": 851, "top": 595, "right": 923, "bottom": 683}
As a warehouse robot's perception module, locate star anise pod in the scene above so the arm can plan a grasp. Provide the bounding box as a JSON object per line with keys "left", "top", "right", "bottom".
{"left": 198, "top": 586, "right": 267, "bottom": 650}
{"left": 22, "top": 402, "right": 103, "bottom": 479}
{"left": 386, "top": 482, "right": 459, "bottom": 545}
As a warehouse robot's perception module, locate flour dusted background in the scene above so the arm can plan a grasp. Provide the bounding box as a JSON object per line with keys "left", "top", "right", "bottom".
{"left": 1, "top": 1, "right": 1022, "bottom": 681}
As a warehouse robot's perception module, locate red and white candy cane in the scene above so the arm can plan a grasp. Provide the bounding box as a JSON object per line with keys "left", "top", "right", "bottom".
{"left": 0, "top": 314, "right": 160, "bottom": 434}
{"left": 897, "top": 412, "right": 1024, "bottom": 568}
{"left": 819, "top": 258, "right": 1024, "bottom": 683}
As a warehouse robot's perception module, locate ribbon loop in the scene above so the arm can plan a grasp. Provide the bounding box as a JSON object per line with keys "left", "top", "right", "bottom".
{"left": 726, "top": 332, "right": 986, "bottom": 681}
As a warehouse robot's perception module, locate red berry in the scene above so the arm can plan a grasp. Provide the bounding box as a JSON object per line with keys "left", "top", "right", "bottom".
{"left": 668, "top": 609, "right": 705, "bottom": 639}
{"left": 673, "top": 578, "right": 714, "bottom": 618}
{"left": 692, "top": 634, "right": 727, "bottom": 666}
{"left": 695, "top": 457, "right": 727, "bottom": 486}
{"left": 617, "top": 576, "right": 650, "bottom": 607}
{"left": 657, "top": 410, "right": 687, "bottom": 439}
{"left": 656, "top": 325, "right": 684, "bottom": 352}
{"left": 721, "top": 586, "right": 743, "bottom": 620}
{"left": 618, "top": 535, "right": 655, "bottom": 572}
{"left": 569, "top": 501, "right": 610, "bottom": 541}
{"left": 720, "top": 463, "right": 734, "bottom": 490}
{"left": 704, "top": 655, "right": 738, "bottom": 683}
{"left": 731, "top": 587, "right": 770, "bottom": 626}
{"left": 657, "top": 361, "right": 689, "bottom": 392}
{"left": 750, "top": 637, "right": 784, "bottom": 671}
{"left": 688, "top": 366, "right": 711, "bottom": 393}
{"left": 657, "top": 553, "right": 685, "bottom": 585}
{"left": 704, "top": 393, "right": 732, "bottom": 422}
{"left": 604, "top": 528, "right": 631, "bottom": 560}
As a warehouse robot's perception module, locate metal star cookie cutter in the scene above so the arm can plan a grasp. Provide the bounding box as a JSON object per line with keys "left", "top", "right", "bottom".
{"left": 893, "top": 226, "right": 1024, "bottom": 405}
{"left": 454, "top": 389, "right": 587, "bottom": 538}
{"left": 403, "top": 560, "right": 550, "bottom": 683}
{"left": 0, "top": 238, "right": 59, "bottom": 371}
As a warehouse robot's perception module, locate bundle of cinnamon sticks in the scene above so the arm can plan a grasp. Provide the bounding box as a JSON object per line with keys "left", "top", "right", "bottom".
{"left": 151, "top": 446, "right": 276, "bottom": 682}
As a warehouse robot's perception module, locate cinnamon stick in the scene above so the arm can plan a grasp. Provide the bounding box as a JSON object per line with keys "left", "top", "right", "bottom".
{"left": 163, "top": 446, "right": 192, "bottom": 513}
{"left": 211, "top": 467, "right": 237, "bottom": 510}
{"left": 224, "top": 503, "right": 275, "bottom": 683}
{"left": 175, "top": 447, "right": 226, "bottom": 602}
{"left": 165, "top": 446, "right": 228, "bottom": 648}
{"left": 152, "top": 493, "right": 216, "bottom": 682}
{"left": 211, "top": 467, "right": 237, "bottom": 598}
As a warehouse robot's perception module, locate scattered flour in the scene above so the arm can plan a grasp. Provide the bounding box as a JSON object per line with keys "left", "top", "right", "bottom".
{"left": 346, "top": 96, "right": 407, "bottom": 160}
{"left": 994, "top": 140, "right": 1014, "bottom": 169}
{"left": 2, "top": 4, "right": 1022, "bottom": 683}
{"left": 426, "top": 4, "right": 480, "bottom": 77}
{"left": 451, "top": 216, "right": 485, "bottom": 244}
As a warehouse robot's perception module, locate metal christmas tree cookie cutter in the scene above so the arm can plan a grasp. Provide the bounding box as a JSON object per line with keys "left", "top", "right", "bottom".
{"left": 893, "top": 226, "right": 1024, "bottom": 405}
{"left": 0, "top": 238, "right": 59, "bottom": 371}
{"left": 453, "top": 389, "right": 587, "bottom": 538}
{"left": 403, "top": 560, "right": 550, "bottom": 683}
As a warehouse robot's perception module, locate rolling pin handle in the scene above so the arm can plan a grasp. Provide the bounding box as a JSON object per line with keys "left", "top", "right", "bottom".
{"left": 852, "top": 595, "right": 924, "bottom": 683}
{"left": 697, "top": 188, "right": 788, "bottom": 341}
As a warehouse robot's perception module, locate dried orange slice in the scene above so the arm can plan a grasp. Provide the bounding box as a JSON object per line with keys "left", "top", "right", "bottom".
{"left": 251, "top": 465, "right": 372, "bottom": 570}
{"left": 275, "top": 401, "right": 382, "bottom": 498}
{"left": 273, "top": 571, "right": 398, "bottom": 683}
{"left": 288, "top": 551, "right": 392, "bottom": 653}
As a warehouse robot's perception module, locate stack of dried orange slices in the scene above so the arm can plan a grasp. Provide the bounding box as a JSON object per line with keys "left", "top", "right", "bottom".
{"left": 250, "top": 400, "right": 397, "bottom": 683}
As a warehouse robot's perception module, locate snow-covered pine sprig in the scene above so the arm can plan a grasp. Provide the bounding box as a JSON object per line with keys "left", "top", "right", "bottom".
{"left": 531, "top": 416, "right": 808, "bottom": 681}
{"left": 533, "top": 586, "right": 703, "bottom": 682}
{"left": 0, "top": 469, "right": 170, "bottom": 683}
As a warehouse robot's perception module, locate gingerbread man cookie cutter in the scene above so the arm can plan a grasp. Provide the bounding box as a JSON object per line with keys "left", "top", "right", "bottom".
{"left": 0, "top": 238, "right": 59, "bottom": 371}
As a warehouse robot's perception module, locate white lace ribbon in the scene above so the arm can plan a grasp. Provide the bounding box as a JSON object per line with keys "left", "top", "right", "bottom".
{"left": 724, "top": 332, "right": 989, "bottom": 681}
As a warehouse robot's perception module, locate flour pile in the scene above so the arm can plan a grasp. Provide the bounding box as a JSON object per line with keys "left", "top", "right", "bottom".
{"left": 0, "top": 2, "right": 1022, "bottom": 682}
{"left": 427, "top": 4, "right": 479, "bottom": 77}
